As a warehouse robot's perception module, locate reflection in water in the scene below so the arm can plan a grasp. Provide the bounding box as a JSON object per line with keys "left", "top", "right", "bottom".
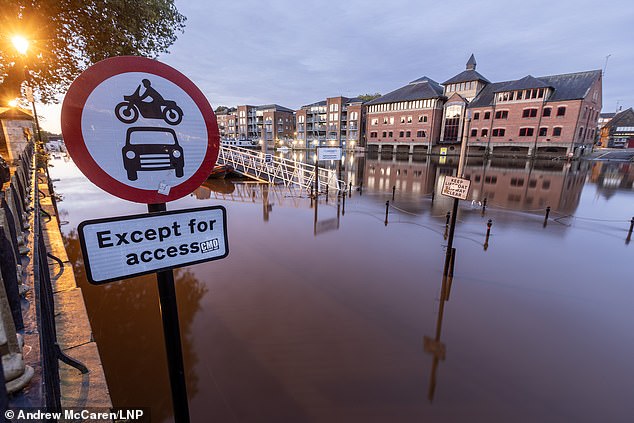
{"left": 51, "top": 154, "right": 634, "bottom": 422}
{"left": 63, "top": 229, "right": 206, "bottom": 423}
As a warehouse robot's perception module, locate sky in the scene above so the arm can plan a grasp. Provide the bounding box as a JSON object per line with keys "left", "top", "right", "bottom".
{"left": 39, "top": 0, "right": 634, "bottom": 134}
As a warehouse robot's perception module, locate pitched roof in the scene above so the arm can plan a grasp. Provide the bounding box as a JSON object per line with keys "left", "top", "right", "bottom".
{"left": 257, "top": 104, "right": 295, "bottom": 113}
{"left": 365, "top": 77, "right": 444, "bottom": 106}
{"left": 442, "top": 69, "right": 490, "bottom": 85}
{"left": 468, "top": 69, "right": 601, "bottom": 108}
{"left": 466, "top": 54, "right": 477, "bottom": 70}
{"left": 493, "top": 75, "right": 551, "bottom": 92}
{"left": 0, "top": 107, "right": 33, "bottom": 120}
{"left": 300, "top": 100, "right": 327, "bottom": 109}
{"left": 604, "top": 108, "right": 634, "bottom": 129}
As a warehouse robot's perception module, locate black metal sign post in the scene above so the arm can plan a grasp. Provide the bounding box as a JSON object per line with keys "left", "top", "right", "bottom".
{"left": 148, "top": 202, "right": 190, "bottom": 423}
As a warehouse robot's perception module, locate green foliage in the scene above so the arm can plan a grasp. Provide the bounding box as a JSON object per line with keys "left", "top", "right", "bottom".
{"left": 357, "top": 93, "right": 381, "bottom": 102}
{"left": 0, "top": 0, "right": 186, "bottom": 104}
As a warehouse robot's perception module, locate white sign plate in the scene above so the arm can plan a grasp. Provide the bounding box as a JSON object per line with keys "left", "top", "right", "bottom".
{"left": 78, "top": 206, "right": 228, "bottom": 284}
{"left": 318, "top": 147, "right": 342, "bottom": 161}
{"left": 441, "top": 176, "right": 471, "bottom": 200}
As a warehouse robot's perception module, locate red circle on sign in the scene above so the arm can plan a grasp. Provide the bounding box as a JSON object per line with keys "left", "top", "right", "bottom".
{"left": 61, "top": 56, "right": 219, "bottom": 204}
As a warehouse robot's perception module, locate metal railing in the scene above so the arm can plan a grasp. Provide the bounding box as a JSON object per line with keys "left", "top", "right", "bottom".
{"left": 217, "top": 145, "right": 346, "bottom": 192}
{"left": 32, "top": 147, "right": 88, "bottom": 414}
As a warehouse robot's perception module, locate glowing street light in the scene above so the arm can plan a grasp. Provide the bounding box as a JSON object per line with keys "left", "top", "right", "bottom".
{"left": 11, "top": 35, "right": 29, "bottom": 55}
{"left": 8, "top": 99, "right": 20, "bottom": 108}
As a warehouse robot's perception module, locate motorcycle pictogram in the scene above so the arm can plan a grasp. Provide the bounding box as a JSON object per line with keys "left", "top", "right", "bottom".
{"left": 115, "top": 79, "right": 184, "bottom": 125}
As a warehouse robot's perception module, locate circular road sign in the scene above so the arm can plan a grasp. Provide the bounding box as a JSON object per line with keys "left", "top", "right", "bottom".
{"left": 61, "top": 56, "right": 219, "bottom": 204}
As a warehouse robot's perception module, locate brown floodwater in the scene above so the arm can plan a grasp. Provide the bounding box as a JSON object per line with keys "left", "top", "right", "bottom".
{"left": 49, "top": 152, "right": 633, "bottom": 423}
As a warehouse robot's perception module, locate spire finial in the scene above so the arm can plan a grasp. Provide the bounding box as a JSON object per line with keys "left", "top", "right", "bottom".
{"left": 466, "top": 54, "right": 476, "bottom": 70}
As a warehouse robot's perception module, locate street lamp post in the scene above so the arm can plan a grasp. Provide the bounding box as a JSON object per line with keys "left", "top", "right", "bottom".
{"left": 11, "top": 35, "right": 43, "bottom": 147}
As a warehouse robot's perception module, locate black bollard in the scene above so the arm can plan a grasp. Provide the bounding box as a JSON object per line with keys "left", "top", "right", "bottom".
{"left": 543, "top": 206, "right": 551, "bottom": 227}
{"left": 326, "top": 184, "right": 329, "bottom": 203}
{"left": 445, "top": 211, "right": 451, "bottom": 227}
{"left": 482, "top": 198, "right": 487, "bottom": 214}
{"left": 349, "top": 182, "right": 352, "bottom": 198}
{"left": 392, "top": 185, "right": 396, "bottom": 201}
{"left": 359, "top": 182, "right": 363, "bottom": 196}
{"left": 484, "top": 219, "right": 492, "bottom": 250}
{"left": 342, "top": 192, "right": 346, "bottom": 216}
{"left": 385, "top": 201, "right": 389, "bottom": 226}
{"left": 626, "top": 217, "right": 633, "bottom": 244}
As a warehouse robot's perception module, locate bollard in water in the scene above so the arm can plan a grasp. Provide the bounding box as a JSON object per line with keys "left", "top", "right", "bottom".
{"left": 342, "top": 192, "right": 346, "bottom": 216}
{"left": 326, "top": 184, "right": 329, "bottom": 203}
{"left": 626, "top": 217, "right": 633, "bottom": 244}
{"left": 359, "top": 182, "right": 363, "bottom": 196}
{"left": 484, "top": 219, "right": 492, "bottom": 250}
{"left": 431, "top": 191, "right": 435, "bottom": 204}
{"left": 392, "top": 185, "right": 396, "bottom": 201}
{"left": 543, "top": 206, "right": 551, "bottom": 227}
{"left": 445, "top": 211, "right": 451, "bottom": 227}
{"left": 384, "top": 201, "right": 389, "bottom": 226}
{"left": 482, "top": 198, "right": 487, "bottom": 215}
{"left": 349, "top": 182, "right": 352, "bottom": 198}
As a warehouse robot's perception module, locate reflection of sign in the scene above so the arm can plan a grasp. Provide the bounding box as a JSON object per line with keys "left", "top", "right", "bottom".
{"left": 315, "top": 217, "right": 339, "bottom": 235}
{"left": 78, "top": 206, "right": 228, "bottom": 285}
{"left": 440, "top": 147, "right": 448, "bottom": 156}
{"left": 61, "top": 56, "right": 219, "bottom": 204}
{"left": 318, "top": 147, "right": 342, "bottom": 161}
{"left": 441, "top": 176, "right": 471, "bottom": 200}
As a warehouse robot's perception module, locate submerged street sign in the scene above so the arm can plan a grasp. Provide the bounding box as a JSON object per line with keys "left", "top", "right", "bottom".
{"left": 317, "top": 147, "right": 342, "bottom": 161}
{"left": 61, "top": 56, "right": 220, "bottom": 204}
{"left": 78, "top": 206, "right": 228, "bottom": 284}
{"left": 441, "top": 176, "right": 471, "bottom": 200}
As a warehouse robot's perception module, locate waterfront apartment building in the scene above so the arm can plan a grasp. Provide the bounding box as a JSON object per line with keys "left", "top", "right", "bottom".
{"left": 365, "top": 55, "right": 602, "bottom": 157}
{"left": 256, "top": 104, "right": 295, "bottom": 147}
{"left": 215, "top": 107, "right": 237, "bottom": 139}
{"left": 296, "top": 96, "right": 364, "bottom": 149}
{"left": 237, "top": 105, "right": 259, "bottom": 140}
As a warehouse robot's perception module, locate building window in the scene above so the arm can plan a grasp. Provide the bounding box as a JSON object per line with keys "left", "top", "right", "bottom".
{"left": 470, "top": 128, "right": 478, "bottom": 137}
{"left": 443, "top": 104, "right": 462, "bottom": 142}
{"left": 519, "top": 128, "right": 534, "bottom": 136}
{"left": 371, "top": 118, "right": 378, "bottom": 125}
{"left": 492, "top": 128, "right": 505, "bottom": 137}
{"left": 382, "top": 131, "right": 387, "bottom": 137}
{"left": 542, "top": 180, "right": 551, "bottom": 190}
{"left": 400, "top": 116, "right": 406, "bottom": 123}
{"left": 481, "top": 128, "right": 488, "bottom": 137}
{"left": 389, "top": 117, "right": 395, "bottom": 125}
{"left": 543, "top": 107, "right": 552, "bottom": 117}
{"left": 484, "top": 111, "right": 491, "bottom": 119}
{"left": 399, "top": 131, "right": 404, "bottom": 137}
{"left": 556, "top": 106, "right": 566, "bottom": 116}
{"left": 510, "top": 177, "right": 524, "bottom": 187}
{"left": 370, "top": 132, "right": 377, "bottom": 138}
{"left": 578, "top": 127, "right": 584, "bottom": 139}
{"left": 417, "top": 130, "right": 426, "bottom": 137}
{"left": 407, "top": 116, "right": 412, "bottom": 123}
{"left": 539, "top": 127, "right": 547, "bottom": 136}
{"left": 522, "top": 108, "right": 538, "bottom": 118}
{"left": 383, "top": 117, "right": 388, "bottom": 124}
{"left": 553, "top": 127, "right": 562, "bottom": 136}
{"left": 388, "top": 131, "right": 393, "bottom": 137}
{"left": 406, "top": 131, "right": 411, "bottom": 137}
{"left": 495, "top": 110, "right": 508, "bottom": 119}
{"left": 485, "top": 175, "right": 498, "bottom": 184}
{"left": 473, "top": 112, "right": 480, "bottom": 120}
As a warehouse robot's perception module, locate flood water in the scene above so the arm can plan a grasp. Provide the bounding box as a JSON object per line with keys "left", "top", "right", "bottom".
{"left": 49, "top": 152, "right": 633, "bottom": 423}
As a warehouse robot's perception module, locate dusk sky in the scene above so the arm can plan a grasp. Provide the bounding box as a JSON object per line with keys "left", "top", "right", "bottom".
{"left": 41, "top": 0, "right": 633, "bottom": 134}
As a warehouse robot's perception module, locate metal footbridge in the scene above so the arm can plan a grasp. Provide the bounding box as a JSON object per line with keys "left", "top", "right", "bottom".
{"left": 216, "top": 145, "right": 346, "bottom": 192}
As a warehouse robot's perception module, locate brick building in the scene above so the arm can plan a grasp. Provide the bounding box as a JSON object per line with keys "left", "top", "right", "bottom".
{"left": 256, "top": 104, "right": 295, "bottom": 148}
{"left": 296, "top": 96, "right": 363, "bottom": 149}
{"left": 365, "top": 55, "right": 602, "bottom": 157}
{"left": 215, "top": 107, "right": 237, "bottom": 139}
{"left": 598, "top": 107, "right": 634, "bottom": 148}
{"left": 365, "top": 77, "right": 444, "bottom": 154}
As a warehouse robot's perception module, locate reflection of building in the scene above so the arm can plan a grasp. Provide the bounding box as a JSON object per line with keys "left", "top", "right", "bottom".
{"left": 464, "top": 160, "right": 587, "bottom": 214}
{"left": 589, "top": 162, "right": 634, "bottom": 198}
{"left": 0, "top": 107, "right": 35, "bottom": 163}
{"left": 296, "top": 96, "right": 364, "bottom": 149}
{"left": 598, "top": 108, "right": 634, "bottom": 148}
{"left": 365, "top": 54, "right": 602, "bottom": 158}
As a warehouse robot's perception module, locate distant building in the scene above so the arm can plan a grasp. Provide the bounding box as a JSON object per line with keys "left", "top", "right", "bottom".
{"left": 598, "top": 107, "right": 634, "bottom": 148}
{"left": 365, "top": 55, "right": 602, "bottom": 157}
{"left": 296, "top": 96, "right": 364, "bottom": 149}
{"left": 256, "top": 104, "right": 295, "bottom": 148}
{"left": 236, "top": 105, "right": 259, "bottom": 141}
{"left": 215, "top": 107, "right": 237, "bottom": 139}
{"left": 0, "top": 107, "right": 35, "bottom": 163}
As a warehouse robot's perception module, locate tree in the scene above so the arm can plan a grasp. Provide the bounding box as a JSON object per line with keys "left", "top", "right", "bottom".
{"left": 0, "top": 0, "right": 186, "bottom": 104}
{"left": 357, "top": 93, "right": 381, "bottom": 102}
